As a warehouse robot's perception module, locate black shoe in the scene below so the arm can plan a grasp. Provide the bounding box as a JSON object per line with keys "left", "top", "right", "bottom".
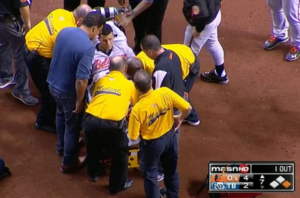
{"left": 0, "top": 167, "right": 11, "bottom": 179}
{"left": 200, "top": 69, "right": 229, "bottom": 85}
{"left": 89, "top": 173, "right": 99, "bottom": 182}
{"left": 35, "top": 123, "right": 56, "bottom": 134}
{"left": 108, "top": 179, "right": 134, "bottom": 195}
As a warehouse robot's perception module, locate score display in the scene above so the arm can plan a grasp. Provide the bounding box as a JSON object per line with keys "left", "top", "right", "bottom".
{"left": 208, "top": 161, "right": 295, "bottom": 193}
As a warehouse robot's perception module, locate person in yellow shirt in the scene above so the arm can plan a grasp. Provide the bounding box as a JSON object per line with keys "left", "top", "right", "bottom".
{"left": 23, "top": 4, "right": 92, "bottom": 134}
{"left": 128, "top": 70, "right": 192, "bottom": 198}
{"left": 83, "top": 56, "right": 137, "bottom": 195}
{"left": 126, "top": 43, "right": 200, "bottom": 126}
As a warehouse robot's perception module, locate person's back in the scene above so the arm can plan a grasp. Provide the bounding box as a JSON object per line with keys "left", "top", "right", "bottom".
{"left": 86, "top": 70, "right": 138, "bottom": 121}
{"left": 137, "top": 44, "right": 195, "bottom": 79}
{"left": 25, "top": 9, "right": 77, "bottom": 59}
{"left": 131, "top": 87, "right": 179, "bottom": 140}
{"left": 47, "top": 27, "right": 94, "bottom": 95}
{"left": 153, "top": 49, "right": 185, "bottom": 98}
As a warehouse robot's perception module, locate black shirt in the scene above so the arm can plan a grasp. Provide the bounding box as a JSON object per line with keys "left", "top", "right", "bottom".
{"left": 152, "top": 49, "right": 185, "bottom": 99}
{"left": 0, "top": 0, "right": 30, "bottom": 16}
{"left": 183, "top": 0, "right": 221, "bottom": 32}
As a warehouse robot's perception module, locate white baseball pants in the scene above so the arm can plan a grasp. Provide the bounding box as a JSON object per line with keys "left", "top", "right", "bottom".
{"left": 267, "top": 0, "right": 300, "bottom": 47}
{"left": 183, "top": 10, "right": 224, "bottom": 66}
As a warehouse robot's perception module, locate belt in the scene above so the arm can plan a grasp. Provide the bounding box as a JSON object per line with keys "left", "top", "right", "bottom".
{"left": 141, "top": 130, "right": 172, "bottom": 142}
{"left": 85, "top": 113, "right": 126, "bottom": 129}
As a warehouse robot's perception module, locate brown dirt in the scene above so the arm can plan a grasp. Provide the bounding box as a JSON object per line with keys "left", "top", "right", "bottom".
{"left": 0, "top": 0, "right": 299, "bottom": 198}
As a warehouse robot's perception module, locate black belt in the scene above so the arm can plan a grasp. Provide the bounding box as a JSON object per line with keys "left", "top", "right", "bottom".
{"left": 85, "top": 113, "right": 126, "bottom": 130}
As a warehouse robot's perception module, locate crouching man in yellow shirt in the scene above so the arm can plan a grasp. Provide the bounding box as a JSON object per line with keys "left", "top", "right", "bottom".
{"left": 128, "top": 70, "right": 192, "bottom": 198}
{"left": 83, "top": 56, "right": 138, "bottom": 195}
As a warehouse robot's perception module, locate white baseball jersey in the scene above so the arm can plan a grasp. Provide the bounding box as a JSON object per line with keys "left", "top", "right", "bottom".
{"left": 86, "top": 43, "right": 136, "bottom": 103}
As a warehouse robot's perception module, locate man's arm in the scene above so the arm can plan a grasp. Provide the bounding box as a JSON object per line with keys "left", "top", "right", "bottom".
{"left": 15, "top": 0, "right": 31, "bottom": 34}
{"left": 152, "top": 70, "right": 171, "bottom": 90}
{"left": 128, "top": 108, "right": 141, "bottom": 141}
{"left": 125, "top": 46, "right": 136, "bottom": 58}
{"left": 165, "top": 88, "right": 192, "bottom": 129}
{"left": 74, "top": 46, "right": 95, "bottom": 112}
{"left": 118, "top": 0, "right": 153, "bottom": 26}
{"left": 129, "top": 0, "right": 153, "bottom": 20}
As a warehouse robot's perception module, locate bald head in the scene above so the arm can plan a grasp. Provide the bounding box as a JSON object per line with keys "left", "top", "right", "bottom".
{"left": 126, "top": 57, "right": 143, "bottom": 80}
{"left": 73, "top": 4, "right": 92, "bottom": 26}
{"left": 133, "top": 70, "right": 152, "bottom": 93}
{"left": 109, "top": 56, "right": 127, "bottom": 73}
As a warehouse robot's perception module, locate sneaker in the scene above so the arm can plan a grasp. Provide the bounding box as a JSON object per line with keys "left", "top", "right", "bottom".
{"left": 200, "top": 69, "right": 229, "bottom": 85}
{"left": 108, "top": 178, "right": 134, "bottom": 195}
{"left": 35, "top": 123, "right": 56, "bottom": 134}
{"left": 0, "top": 78, "right": 16, "bottom": 89}
{"left": 11, "top": 91, "right": 39, "bottom": 106}
{"left": 183, "top": 119, "right": 200, "bottom": 126}
{"left": 159, "top": 188, "right": 167, "bottom": 198}
{"left": 157, "top": 173, "right": 164, "bottom": 181}
{"left": 89, "top": 173, "right": 99, "bottom": 182}
{"left": 263, "top": 35, "right": 289, "bottom": 50}
{"left": 285, "top": 45, "right": 300, "bottom": 62}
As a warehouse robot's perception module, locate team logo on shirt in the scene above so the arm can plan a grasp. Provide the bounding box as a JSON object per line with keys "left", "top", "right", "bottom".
{"left": 94, "top": 58, "right": 110, "bottom": 71}
{"left": 191, "top": 5, "right": 200, "bottom": 16}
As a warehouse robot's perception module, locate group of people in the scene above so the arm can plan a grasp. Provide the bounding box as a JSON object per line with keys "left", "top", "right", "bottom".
{"left": 1, "top": 0, "right": 300, "bottom": 197}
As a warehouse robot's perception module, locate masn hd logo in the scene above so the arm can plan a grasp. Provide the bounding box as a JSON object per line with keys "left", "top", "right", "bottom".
{"left": 211, "top": 164, "right": 249, "bottom": 174}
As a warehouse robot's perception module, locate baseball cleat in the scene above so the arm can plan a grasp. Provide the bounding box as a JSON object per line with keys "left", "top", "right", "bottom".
{"left": 157, "top": 173, "right": 164, "bottom": 181}
{"left": 183, "top": 119, "right": 200, "bottom": 126}
{"left": 285, "top": 45, "right": 300, "bottom": 62}
{"left": 200, "top": 69, "right": 229, "bottom": 85}
{"left": 263, "top": 36, "right": 289, "bottom": 50}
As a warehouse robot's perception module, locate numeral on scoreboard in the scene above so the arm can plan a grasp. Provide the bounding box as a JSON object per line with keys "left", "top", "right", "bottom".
{"left": 244, "top": 183, "right": 249, "bottom": 188}
{"left": 243, "top": 175, "right": 248, "bottom": 181}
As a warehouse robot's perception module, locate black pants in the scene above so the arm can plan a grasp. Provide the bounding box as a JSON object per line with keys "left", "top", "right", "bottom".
{"left": 83, "top": 114, "right": 129, "bottom": 192}
{"left": 129, "top": 0, "right": 169, "bottom": 54}
{"left": 184, "top": 54, "right": 200, "bottom": 122}
{"left": 0, "top": 15, "right": 30, "bottom": 96}
{"left": 63, "top": 0, "right": 105, "bottom": 11}
{"left": 140, "top": 131, "right": 179, "bottom": 198}
{"left": 24, "top": 48, "right": 56, "bottom": 126}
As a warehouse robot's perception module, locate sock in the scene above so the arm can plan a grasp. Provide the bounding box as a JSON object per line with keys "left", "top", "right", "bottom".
{"left": 215, "top": 64, "right": 226, "bottom": 77}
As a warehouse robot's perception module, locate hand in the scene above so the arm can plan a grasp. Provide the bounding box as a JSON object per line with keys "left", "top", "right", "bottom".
{"left": 118, "top": 0, "right": 125, "bottom": 6}
{"left": 174, "top": 116, "right": 183, "bottom": 131}
{"left": 118, "top": 13, "right": 133, "bottom": 27}
{"left": 22, "top": 21, "right": 31, "bottom": 35}
{"left": 73, "top": 100, "right": 84, "bottom": 113}
{"left": 193, "top": 29, "right": 200, "bottom": 38}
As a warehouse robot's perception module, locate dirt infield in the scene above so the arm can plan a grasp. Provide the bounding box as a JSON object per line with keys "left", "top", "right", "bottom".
{"left": 0, "top": 0, "right": 299, "bottom": 198}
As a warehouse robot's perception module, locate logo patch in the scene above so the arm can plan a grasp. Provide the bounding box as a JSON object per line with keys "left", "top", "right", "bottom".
{"left": 192, "top": 5, "right": 200, "bottom": 15}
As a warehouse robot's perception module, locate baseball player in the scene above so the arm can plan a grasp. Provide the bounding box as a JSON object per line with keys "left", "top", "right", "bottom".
{"left": 263, "top": 0, "right": 300, "bottom": 61}
{"left": 92, "top": 20, "right": 128, "bottom": 47}
{"left": 182, "top": 0, "right": 229, "bottom": 85}
{"left": 86, "top": 23, "right": 136, "bottom": 103}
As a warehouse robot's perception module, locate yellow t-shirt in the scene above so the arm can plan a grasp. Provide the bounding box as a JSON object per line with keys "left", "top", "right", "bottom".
{"left": 25, "top": 9, "right": 77, "bottom": 59}
{"left": 137, "top": 44, "right": 195, "bottom": 80}
{"left": 86, "top": 71, "right": 139, "bottom": 121}
{"left": 128, "top": 87, "right": 190, "bottom": 140}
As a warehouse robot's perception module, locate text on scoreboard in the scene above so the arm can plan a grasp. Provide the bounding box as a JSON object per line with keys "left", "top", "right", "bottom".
{"left": 208, "top": 161, "right": 295, "bottom": 193}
